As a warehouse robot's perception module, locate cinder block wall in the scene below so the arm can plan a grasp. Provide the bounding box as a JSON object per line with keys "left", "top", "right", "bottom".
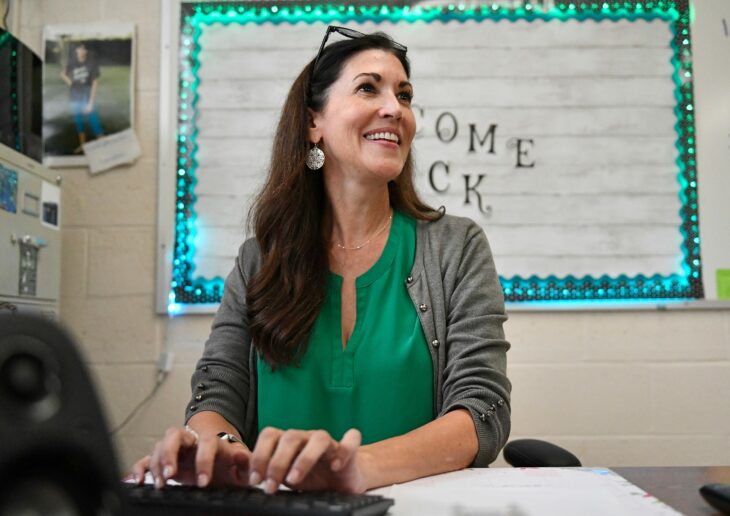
{"left": 13, "top": 0, "right": 730, "bottom": 472}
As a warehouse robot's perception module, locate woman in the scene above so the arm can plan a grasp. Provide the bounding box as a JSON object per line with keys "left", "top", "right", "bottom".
{"left": 134, "top": 27, "right": 510, "bottom": 495}
{"left": 59, "top": 42, "right": 104, "bottom": 152}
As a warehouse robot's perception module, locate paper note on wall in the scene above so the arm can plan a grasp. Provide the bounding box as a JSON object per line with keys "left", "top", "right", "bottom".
{"left": 82, "top": 128, "right": 141, "bottom": 174}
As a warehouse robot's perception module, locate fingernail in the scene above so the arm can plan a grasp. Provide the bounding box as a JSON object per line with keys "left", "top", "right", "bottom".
{"left": 163, "top": 465, "right": 173, "bottom": 479}
{"left": 285, "top": 468, "right": 299, "bottom": 484}
{"left": 331, "top": 459, "right": 342, "bottom": 471}
{"left": 249, "top": 471, "right": 261, "bottom": 485}
{"left": 197, "top": 473, "right": 209, "bottom": 487}
{"left": 263, "top": 478, "right": 277, "bottom": 494}
{"left": 155, "top": 475, "right": 164, "bottom": 489}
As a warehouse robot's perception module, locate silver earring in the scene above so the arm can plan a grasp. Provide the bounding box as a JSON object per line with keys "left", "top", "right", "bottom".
{"left": 306, "top": 143, "right": 325, "bottom": 170}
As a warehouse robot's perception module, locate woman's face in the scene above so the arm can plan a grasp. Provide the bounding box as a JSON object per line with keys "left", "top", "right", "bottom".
{"left": 75, "top": 46, "right": 88, "bottom": 62}
{"left": 310, "top": 49, "right": 416, "bottom": 184}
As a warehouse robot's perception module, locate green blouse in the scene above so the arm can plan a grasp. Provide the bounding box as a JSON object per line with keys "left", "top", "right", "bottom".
{"left": 256, "top": 211, "right": 433, "bottom": 444}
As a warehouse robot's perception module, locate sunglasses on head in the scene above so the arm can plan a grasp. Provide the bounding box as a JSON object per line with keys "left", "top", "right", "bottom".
{"left": 310, "top": 25, "right": 408, "bottom": 84}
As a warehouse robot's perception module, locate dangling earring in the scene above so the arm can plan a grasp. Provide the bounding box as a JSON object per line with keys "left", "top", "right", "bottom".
{"left": 306, "top": 143, "right": 325, "bottom": 170}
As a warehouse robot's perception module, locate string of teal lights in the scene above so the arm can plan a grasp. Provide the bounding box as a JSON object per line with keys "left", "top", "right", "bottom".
{"left": 168, "top": 0, "right": 702, "bottom": 311}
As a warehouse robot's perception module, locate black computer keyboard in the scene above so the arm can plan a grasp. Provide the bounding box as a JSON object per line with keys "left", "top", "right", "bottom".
{"left": 122, "top": 483, "right": 394, "bottom": 516}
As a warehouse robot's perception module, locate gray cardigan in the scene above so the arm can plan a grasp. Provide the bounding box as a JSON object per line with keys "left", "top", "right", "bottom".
{"left": 186, "top": 213, "right": 511, "bottom": 467}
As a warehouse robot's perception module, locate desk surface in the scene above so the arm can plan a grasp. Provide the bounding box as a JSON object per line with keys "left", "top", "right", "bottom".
{"left": 614, "top": 466, "right": 730, "bottom": 516}
{"left": 128, "top": 466, "right": 730, "bottom": 515}
{"left": 370, "top": 465, "right": 730, "bottom": 515}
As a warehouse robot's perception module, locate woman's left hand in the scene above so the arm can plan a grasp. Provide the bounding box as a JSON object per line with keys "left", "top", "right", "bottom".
{"left": 249, "top": 427, "right": 368, "bottom": 494}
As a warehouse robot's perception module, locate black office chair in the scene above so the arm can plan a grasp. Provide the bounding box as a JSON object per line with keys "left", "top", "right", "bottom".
{"left": 503, "top": 439, "right": 582, "bottom": 467}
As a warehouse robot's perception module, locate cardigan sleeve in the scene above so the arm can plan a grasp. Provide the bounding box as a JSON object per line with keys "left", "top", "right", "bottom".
{"left": 184, "top": 239, "right": 259, "bottom": 450}
{"left": 439, "top": 221, "right": 511, "bottom": 467}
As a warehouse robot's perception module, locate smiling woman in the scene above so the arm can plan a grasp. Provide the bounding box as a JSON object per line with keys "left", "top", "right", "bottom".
{"left": 311, "top": 54, "right": 416, "bottom": 190}
{"left": 134, "top": 27, "right": 511, "bottom": 495}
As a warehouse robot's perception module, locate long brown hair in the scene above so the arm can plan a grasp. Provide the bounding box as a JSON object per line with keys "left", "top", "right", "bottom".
{"left": 247, "top": 32, "right": 442, "bottom": 368}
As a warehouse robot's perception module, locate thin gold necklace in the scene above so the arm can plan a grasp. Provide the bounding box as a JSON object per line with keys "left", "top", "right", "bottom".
{"left": 334, "top": 211, "right": 393, "bottom": 251}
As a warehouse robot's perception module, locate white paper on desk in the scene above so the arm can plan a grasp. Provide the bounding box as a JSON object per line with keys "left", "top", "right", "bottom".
{"left": 372, "top": 468, "right": 682, "bottom": 516}
{"left": 82, "top": 128, "right": 141, "bottom": 174}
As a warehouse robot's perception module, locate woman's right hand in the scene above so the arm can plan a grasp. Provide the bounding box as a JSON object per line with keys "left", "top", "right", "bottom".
{"left": 131, "top": 426, "right": 252, "bottom": 489}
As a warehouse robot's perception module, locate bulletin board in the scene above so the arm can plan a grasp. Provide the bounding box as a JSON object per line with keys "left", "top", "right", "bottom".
{"left": 156, "top": 0, "right": 723, "bottom": 314}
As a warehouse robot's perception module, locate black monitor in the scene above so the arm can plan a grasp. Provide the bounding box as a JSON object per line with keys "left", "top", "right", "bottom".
{"left": 0, "top": 29, "right": 42, "bottom": 163}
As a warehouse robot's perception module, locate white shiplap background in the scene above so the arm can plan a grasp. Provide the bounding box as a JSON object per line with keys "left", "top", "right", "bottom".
{"left": 192, "top": 17, "right": 682, "bottom": 283}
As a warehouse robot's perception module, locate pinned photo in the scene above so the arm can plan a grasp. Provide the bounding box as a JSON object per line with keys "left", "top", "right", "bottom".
{"left": 42, "top": 23, "right": 135, "bottom": 168}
